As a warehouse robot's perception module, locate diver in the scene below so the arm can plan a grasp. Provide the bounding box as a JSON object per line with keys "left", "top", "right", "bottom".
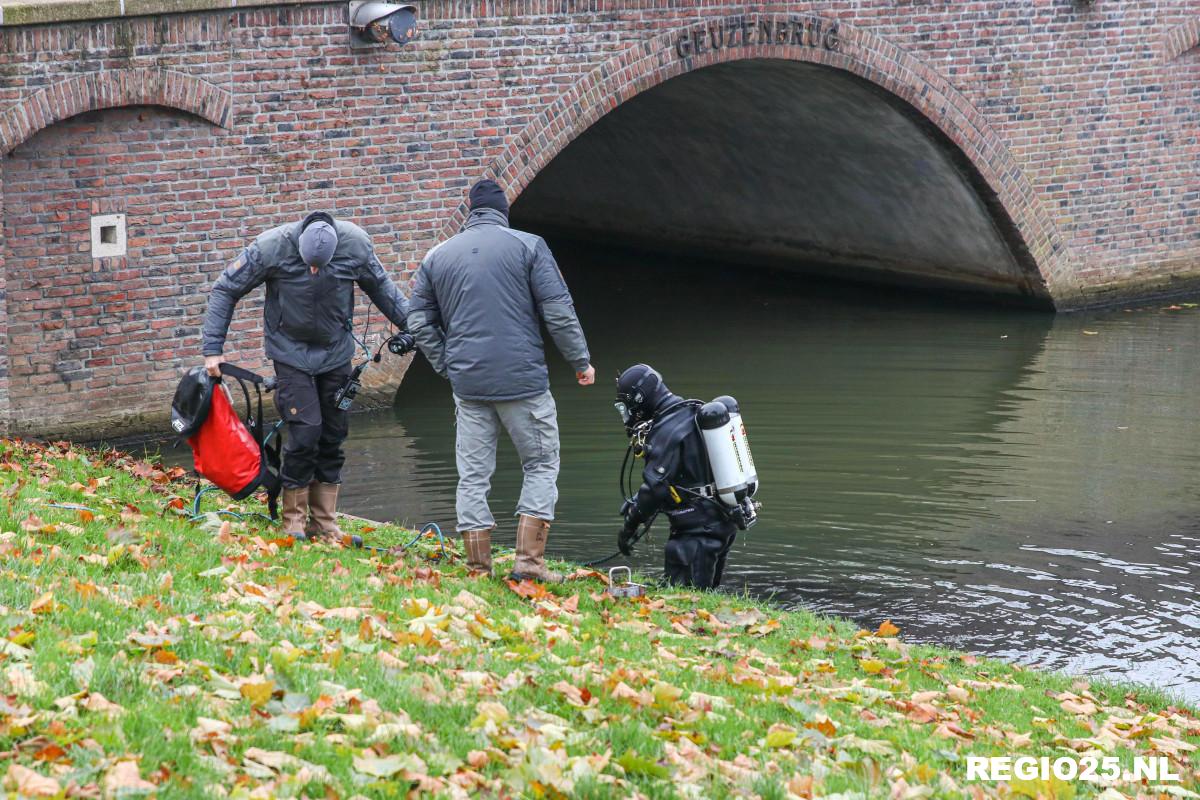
{"left": 614, "top": 364, "right": 759, "bottom": 589}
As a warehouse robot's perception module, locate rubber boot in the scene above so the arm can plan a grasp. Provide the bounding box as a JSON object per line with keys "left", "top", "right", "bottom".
{"left": 508, "top": 515, "right": 564, "bottom": 584}
{"left": 462, "top": 529, "right": 493, "bottom": 577}
{"left": 281, "top": 486, "right": 310, "bottom": 539}
{"left": 307, "top": 482, "right": 361, "bottom": 546}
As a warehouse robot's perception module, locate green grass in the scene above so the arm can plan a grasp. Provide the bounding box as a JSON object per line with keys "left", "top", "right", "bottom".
{"left": 2, "top": 438, "right": 1197, "bottom": 799}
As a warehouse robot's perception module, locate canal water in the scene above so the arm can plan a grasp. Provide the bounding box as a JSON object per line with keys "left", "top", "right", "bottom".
{"left": 170, "top": 243, "right": 1200, "bottom": 702}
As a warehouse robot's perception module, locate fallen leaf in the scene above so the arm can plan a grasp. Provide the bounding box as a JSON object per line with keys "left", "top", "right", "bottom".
{"left": 351, "top": 754, "right": 410, "bottom": 778}
{"left": 616, "top": 750, "right": 669, "bottom": 779}
{"left": 1060, "top": 698, "right": 1098, "bottom": 715}
{"left": 30, "top": 592, "right": 55, "bottom": 615}
{"left": 103, "top": 760, "right": 155, "bottom": 798}
{"left": 240, "top": 681, "right": 274, "bottom": 708}
{"left": 875, "top": 619, "right": 900, "bottom": 637}
{"left": 765, "top": 724, "right": 797, "bottom": 748}
{"left": 32, "top": 744, "right": 67, "bottom": 762}
{"left": 947, "top": 684, "right": 970, "bottom": 703}
{"left": 4, "top": 764, "right": 60, "bottom": 797}
{"left": 82, "top": 691, "right": 125, "bottom": 716}
{"left": 860, "top": 659, "right": 886, "bottom": 675}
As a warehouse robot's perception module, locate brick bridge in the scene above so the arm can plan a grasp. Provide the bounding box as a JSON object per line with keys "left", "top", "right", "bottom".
{"left": 0, "top": 0, "right": 1197, "bottom": 436}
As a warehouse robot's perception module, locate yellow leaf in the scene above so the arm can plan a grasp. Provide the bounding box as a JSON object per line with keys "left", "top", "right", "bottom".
{"left": 875, "top": 619, "right": 900, "bottom": 637}
{"left": 765, "top": 724, "right": 797, "bottom": 748}
{"left": 240, "top": 681, "right": 275, "bottom": 708}
{"left": 860, "top": 659, "right": 886, "bottom": 674}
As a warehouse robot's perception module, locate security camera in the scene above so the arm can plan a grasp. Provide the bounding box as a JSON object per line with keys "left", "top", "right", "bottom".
{"left": 349, "top": 1, "right": 418, "bottom": 48}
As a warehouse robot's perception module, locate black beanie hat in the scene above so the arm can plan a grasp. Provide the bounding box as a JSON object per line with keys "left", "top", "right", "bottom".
{"left": 468, "top": 179, "right": 509, "bottom": 214}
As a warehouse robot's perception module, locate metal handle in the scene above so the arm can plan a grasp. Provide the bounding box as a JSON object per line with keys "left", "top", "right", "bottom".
{"left": 608, "top": 565, "right": 631, "bottom": 586}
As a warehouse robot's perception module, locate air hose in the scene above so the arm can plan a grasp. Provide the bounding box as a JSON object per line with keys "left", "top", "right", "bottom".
{"left": 181, "top": 483, "right": 625, "bottom": 571}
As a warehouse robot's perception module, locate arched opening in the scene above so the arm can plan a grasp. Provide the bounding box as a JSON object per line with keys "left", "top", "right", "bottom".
{"left": 511, "top": 58, "right": 1050, "bottom": 303}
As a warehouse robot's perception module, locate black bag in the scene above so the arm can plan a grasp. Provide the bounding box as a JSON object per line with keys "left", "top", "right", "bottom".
{"left": 170, "top": 366, "right": 215, "bottom": 437}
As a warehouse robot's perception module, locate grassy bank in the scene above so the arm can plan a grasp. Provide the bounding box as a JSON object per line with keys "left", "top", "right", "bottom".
{"left": 2, "top": 438, "right": 1198, "bottom": 799}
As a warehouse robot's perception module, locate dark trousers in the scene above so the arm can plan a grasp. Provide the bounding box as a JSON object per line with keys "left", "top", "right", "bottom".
{"left": 663, "top": 523, "right": 737, "bottom": 589}
{"left": 273, "top": 361, "right": 352, "bottom": 489}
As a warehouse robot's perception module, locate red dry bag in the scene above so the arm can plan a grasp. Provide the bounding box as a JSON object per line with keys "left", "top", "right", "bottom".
{"left": 189, "top": 385, "right": 265, "bottom": 501}
{"left": 170, "top": 364, "right": 281, "bottom": 518}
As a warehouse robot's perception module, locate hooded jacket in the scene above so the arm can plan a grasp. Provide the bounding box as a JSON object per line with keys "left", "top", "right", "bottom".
{"left": 202, "top": 218, "right": 409, "bottom": 375}
{"left": 408, "top": 207, "right": 591, "bottom": 402}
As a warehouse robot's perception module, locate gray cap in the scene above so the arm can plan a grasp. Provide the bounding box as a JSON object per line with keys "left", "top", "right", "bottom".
{"left": 299, "top": 221, "right": 338, "bottom": 269}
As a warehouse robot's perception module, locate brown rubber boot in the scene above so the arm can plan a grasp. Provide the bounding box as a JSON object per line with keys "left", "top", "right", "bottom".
{"left": 509, "top": 514, "right": 564, "bottom": 584}
{"left": 304, "top": 493, "right": 321, "bottom": 539}
{"left": 280, "top": 486, "right": 310, "bottom": 538}
{"left": 462, "top": 529, "right": 493, "bottom": 577}
{"left": 307, "top": 482, "right": 343, "bottom": 539}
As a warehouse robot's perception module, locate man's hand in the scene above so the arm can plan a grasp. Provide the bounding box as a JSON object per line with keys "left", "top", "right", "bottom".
{"left": 576, "top": 365, "right": 596, "bottom": 386}
{"left": 204, "top": 355, "right": 223, "bottom": 378}
{"left": 617, "top": 519, "right": 638, "bottom": 556}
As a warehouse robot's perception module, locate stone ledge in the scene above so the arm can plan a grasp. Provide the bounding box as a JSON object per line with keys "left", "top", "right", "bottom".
{"left": 0, "top": 0, "right": 333, "bottom": 27}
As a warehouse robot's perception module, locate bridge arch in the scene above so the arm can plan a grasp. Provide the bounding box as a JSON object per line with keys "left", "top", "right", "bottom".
{"left": 0, "top": 68, "right": 230, "bottom": 155}
{"left": 473, "top": 16, "right": 1076, "bottom": 305}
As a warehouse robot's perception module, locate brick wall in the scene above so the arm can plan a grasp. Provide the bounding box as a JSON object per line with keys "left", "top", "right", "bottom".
{"left": 0, "top": 0, "right": 1197, "bottom": 435}
{"left": 2, "top": 107, "right": 247, "bottom": 432}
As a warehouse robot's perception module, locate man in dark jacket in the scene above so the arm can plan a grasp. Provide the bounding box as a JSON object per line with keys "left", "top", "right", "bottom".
{"left": 615, "top": 364, "right": 738, "bottom": 589}
{"left": 409, "top": 179, "right": 594, "bottom": 582}
{"left": 201, "top": 212, "right": 409, "bottom": 540}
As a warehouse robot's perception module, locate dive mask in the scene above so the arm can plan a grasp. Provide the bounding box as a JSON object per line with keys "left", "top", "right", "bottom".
{"left": 614, "top": 401, "right": 631, "bottom": 425}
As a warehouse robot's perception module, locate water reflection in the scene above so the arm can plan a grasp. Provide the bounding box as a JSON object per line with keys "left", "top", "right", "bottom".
{"left": 160, "top": 244, "right": 1200, "bottom": 701}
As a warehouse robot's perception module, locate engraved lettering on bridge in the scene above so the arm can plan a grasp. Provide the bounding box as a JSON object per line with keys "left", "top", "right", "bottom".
{"left": 675, "top": 15, "right": 841, "bottom": 59}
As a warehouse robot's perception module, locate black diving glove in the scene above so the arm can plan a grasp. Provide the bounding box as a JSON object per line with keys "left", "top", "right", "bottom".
{"left": 617, "top": 519, "right": 638, "bottom": 556}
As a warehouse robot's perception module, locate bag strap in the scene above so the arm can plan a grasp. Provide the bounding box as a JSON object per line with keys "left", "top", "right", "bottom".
{"left": 216, "top": 362, "right": 283, "bottom": 521}
{"left": 264, "top": 431, "right": 282, "bottom": 520}
{"left": 218, "top": 363, "right": 266, "bottom": 385}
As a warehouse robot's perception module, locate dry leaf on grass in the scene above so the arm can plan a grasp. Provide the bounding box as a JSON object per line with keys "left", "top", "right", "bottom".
{"left": 5, "top": 764, "right": 61, "bottom": 798}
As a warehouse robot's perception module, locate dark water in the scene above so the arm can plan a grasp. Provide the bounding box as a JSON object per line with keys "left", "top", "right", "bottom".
{"left": 171, "top": 244, "right": 1200, "bottom": 702}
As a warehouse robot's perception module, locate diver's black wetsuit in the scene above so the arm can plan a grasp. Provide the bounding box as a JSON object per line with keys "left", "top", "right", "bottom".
{"left": 622, "top": 395, "right": 738, "bottom": 589}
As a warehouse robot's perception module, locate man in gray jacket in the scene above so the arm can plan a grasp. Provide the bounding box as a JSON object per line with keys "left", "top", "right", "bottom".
{"left": 409, "top": 179, "right": 594, "bottom": 582}
{"left": 202, "top": 211, "right": 409, "bottom": 540}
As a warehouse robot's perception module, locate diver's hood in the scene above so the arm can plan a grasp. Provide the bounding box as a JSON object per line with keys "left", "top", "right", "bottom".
{"left": 615, "top": 364, "right": 675, "bottom": 427}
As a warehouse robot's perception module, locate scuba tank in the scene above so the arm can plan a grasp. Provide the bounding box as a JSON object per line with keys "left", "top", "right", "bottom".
{"left": 714, "top": 395, "right": 757, "bottom": 499}
{"left": 698, "top": 396, "right": 759, "bottom": 527}
{"left": 698, "top": 401, "right": 746, "bottom": 508}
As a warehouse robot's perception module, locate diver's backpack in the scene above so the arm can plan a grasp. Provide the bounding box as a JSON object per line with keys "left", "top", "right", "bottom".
{"left": 170, "top": 364, "right": 282, "bottom": 519}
